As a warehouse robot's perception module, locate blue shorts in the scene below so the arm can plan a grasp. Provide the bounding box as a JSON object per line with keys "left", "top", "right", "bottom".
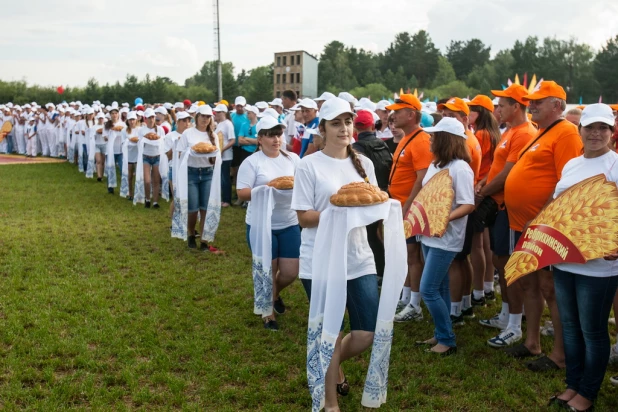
{"left": 245, "top": 224, "right": 301, "bottom": 259}
{"left": 168, "top": 166, "right": 173, "bottom": 184}
{"left": 301, "top": 274, "right": 379, "bottom": 332}
{"left": 143, "top": 155, "right": 160, "bottom": 167}
{"left": 95, "top": 144, "right": 106, "bottom": 154}
{"left": 188, "top": 166, "right": 213, "bottom": 212}
{"left": 489, "top": 209, "right": 510, "bottom": 256}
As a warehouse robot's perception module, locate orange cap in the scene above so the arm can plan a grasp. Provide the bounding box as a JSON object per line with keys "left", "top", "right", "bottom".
{"left": 609, "top": 104, "right": 618, "bottom": 111}
{"left": 438, "top": 97, "right": 470, "bottom": 116}
{"left": 575, "top": 105, "right": 586, "bottom": 110}
{"left": 385, "top": 94, "right": 422, "bottom": 111}
{"left": 467, "top": 95, "right": 494, "bottom": 112}
{"left": 522, "top": 80, "right": 567, "bottom": 101}
{"left": 491, "top": 84, "right": 529, "bottom": 106}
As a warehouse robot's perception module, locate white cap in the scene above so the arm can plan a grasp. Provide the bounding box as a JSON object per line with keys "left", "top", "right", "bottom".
{"left": 492, "top": 97, "right": 500, "bottom": 106}
{"left": 580, "top": 103, "right": 615, "bottom": 127}
{"left": 289, "top": 104, "right": 300, "bottom": 112}
{"left": 338, "top": 92, "right": 358, "bottom": 105}
{"left": 120, "top": 107, "right": 129, "bottom": 114}
{"left": 258, "top": 108, "right": 279, "bottom": 120}
{"left": 23, "top": 104, "right": 31, "bottom": 109}
{"left": 375, "top": 100, "right": 390, "bottom": 112}
{"left": 176, "top": 111, "right": 191, "bottom": 120}
{"left": 143, "top": 108, "right": 156, "bottom": 118}
{"left": 269, "top": 98, "right": 283, "bottom": 107}
{"left": 234, "top": 96, "right": 247, "bottom": 106}
{"left": 174, "top": 102, "right": 184, "bottom": 109}
{"left": 214, "top": 104, "right": 228, "bottom": 113}
{"left": 187, "top": 105, "right": 198, "bottom": 114}
{"left": 255, "top": 101, "right": 268, "bottom": 110}
{"left": 356, "top": 97, "right": 376, "bottom": 112}
{"left": 137, "top": 110, "right": 144, "bottom": 117}
{"left": 154, "top": 106, "right": 168, "bottom": 115}
{"left": 122, "top": 102, "right": 129, "bottom": 108}
{"left": 318, "top": 97, "right": 356, "bottom": 121}
{"left": 297, "top": 98, "right": 318, "bottom": 110}
{"left": 245, "top": 105, "right": 259, "bottom": 115}
{"left": 163, "top": 102, "right": 173, "bottom": 110}
{"left": 423, "top": 117, "right": 467, "bottom": 139}
{"left": 314, "top": 91, "right": 336, "bottom": 102}
{"left": 197, "top": 105, "right": 213, "bottom": 116}
{"left": 6, "top": 102, "right": 13, "bottom": 108}
{"left": 256, "top": 116, "right": 286, "bottom": 134}
{"left": 421, "top": 102, "right": 437, "bottom": 114}
{"left": 127, "top": 111, "right": 137, "bottom": 120}
{"left": 46, "top": 103, "right": 55, "bottom": 109}
{"left": 109, "top": 102, "right": 119, "bottom": 111}
{"left": 96, "top": 112, "right": 106, "bottom": 119}
{"left": 85, "top": 107, "right": 95, "bottom": 115}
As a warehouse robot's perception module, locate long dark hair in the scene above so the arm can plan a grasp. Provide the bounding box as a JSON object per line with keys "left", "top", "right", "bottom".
{"left": 431, "top": 131, "right": 471, "bottom": 168}
{"left": 256, "top": 125, "right": 290, "bottom": 158}
{"left": 470, "top": 106, "right": 501, "bottom": 159}
{"left": 319, "top": 119, "right": 368, "bottom": 181}
{"left": 105, "top": 110, "right": 118, "bottom": 130}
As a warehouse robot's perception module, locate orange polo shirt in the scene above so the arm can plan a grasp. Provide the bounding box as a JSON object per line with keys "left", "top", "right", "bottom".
{"left": 485, "top": 122, "right": 536, "bottom": 206}
{"left": 388, "top": 129, "right": 433, "bottom": 204}
{"left": 504, "top": 120, "right": 582, "bottom": 231}
{"left": 465, "top": 130, "right": 482, "bottom": 184}
{"left": 475, "top": 129, "right": 493, "bottom": 180}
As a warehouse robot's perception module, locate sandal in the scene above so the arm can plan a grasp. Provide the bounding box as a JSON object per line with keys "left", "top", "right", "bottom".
{"left": 526, "top": 355, "right": 561, "bottom": 372}
{"left": 503, "top": 343, "right": 538, "bottom": 359}
{"left": 336, "top": 377, "right": 349, "bottom": 396}
{"left": 548, "top": 395, "right": 567, "bottom": 407}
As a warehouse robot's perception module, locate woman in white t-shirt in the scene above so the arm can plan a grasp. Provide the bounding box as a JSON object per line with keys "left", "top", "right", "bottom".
{"left": 237, "top": 117, "right": 301, "bottom": 331}
{"left": 92, "top": 112, "right": 107, "bottom": 181}
{"left": 416, "top": 118, "right": 475, "bottom": 356}
{"left": 214, "top": 104, "right": 236, "bottom": 207}
{"left": 123, "top": 112, "right": 140, "bottom": 200}
{"left": 138, "top": 109, "right": 164, "bottom": 208}
{"left": 549, "top": 104, "right": 618, "bottom": 412}
{"left": 165, "top": 111, "right": 191, "bottom": 216}
{"left": 291, "top": 97, "right": 378, "bottom": 407}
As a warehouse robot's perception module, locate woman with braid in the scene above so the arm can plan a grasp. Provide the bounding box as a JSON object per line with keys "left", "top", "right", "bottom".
{"left": 292, "top": 97, "right": 379, "bottom": 410}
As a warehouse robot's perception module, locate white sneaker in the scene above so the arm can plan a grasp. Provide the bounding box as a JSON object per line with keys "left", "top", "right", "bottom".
{"left": 396, "top": 300, "right": 408, "bottom": 313}
{"left": 487, "top": 328, "right": 522, "bottom": 348}
{"left": 609, "top": 317, "right": 616, "bottom": 326}
{"left": 609, "top": 344, "right": 618, "bottom": 365}
{"left": 540, "top": 320, "right": 554, "bottom": 337}
{"left": 394, "top": 304, "right": 423, "bottom": 322}
{"left": 479, "top": 314, "right": 508, "bottom": 330}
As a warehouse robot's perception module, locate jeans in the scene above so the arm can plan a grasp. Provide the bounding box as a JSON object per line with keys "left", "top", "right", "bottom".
{"left": 221, "top": 159, "right": 232, "bottom": 204}
{"left": 6, "top": 134, "right": 14, "bottom": 154}
{"left": 82, "top": 144, "right": 88, "bottom": 171}
{"left": 188, "top": 166, "right": 213, "bottom": 212}
{"left": 420, "top": 244, "right": 457, "bottom": 347}
{"left": 553, "top": 267, "right": 618, "bottom": 401}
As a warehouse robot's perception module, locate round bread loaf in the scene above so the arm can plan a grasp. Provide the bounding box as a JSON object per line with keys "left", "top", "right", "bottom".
{"left": 330, "top": 182, "right": 388, "bottom": 207}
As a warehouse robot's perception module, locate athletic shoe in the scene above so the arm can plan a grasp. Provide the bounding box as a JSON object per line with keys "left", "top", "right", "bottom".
{"left": 145, "top": 201, "right": 151, "bottom": 209}
{"left": 485, "top": 291, "right": 496, "bottom": 301}
{"left": 396, "top": 300, "right": 408, "bottom": 313}
{"left": 479, "top": 314, "right": 508, "bottom": 330}
{"left": 450, "top": 314, "right": 465, "bottom": 326}
{"left": 153, "top": 203, "right": 160, "bottom": 209}
{"left": 108, "top": 187, "right": 114, "bottom": 194}
{"left": 187, "top": 235, "right": 197, "bottom": 249}
{"left": 200, "top": 242, "right": 209, "bottom": 252}
{"left": 97, "top": 177, "right": 102, "bottom": 182}
{"left": 264, "top": 319, "right": 279, "bottom": 331}
{"left": 471, "top": 295, "right": 486, "bottom": 307}
{"left": 208, "top": 245, "right": 225, "bottom": 255}
{"left": 540, "top": 321, "right": 554, "bottom": 337}
{"left": 609, "top": 317, "right": 616, "bottom": 326}
{"left": 487, "top": 328, "right": 522, "bottom": 348}
{"left": 462, "top": 306, "right": 475, "bottom": 319}
{"left": 394, "top": 304, "right": 423, "bottom": 322}
{"left": 609, "top": 344, "right": 618, "bottom": 365}
{"left": 274, "top": 297, "right": 286, "bottom": 315}
{"left": 610, "top": 375, "right": 618, "bottom": 386}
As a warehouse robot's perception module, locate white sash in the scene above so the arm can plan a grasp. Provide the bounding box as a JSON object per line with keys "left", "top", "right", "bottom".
{"left": 120, "top": 139, "right": 133, "bottom": 198}
{"left": 171, "top": 142, "right": 183, "bottom": 237}
{"left": 133, "top": 138, "right": 162, "bottom": 205}
{"left": 106, "top": 130, "right": 120, "bottom": 188}
{"left": 67, "top": 132, "right": 74, "bottom": 163}
{"left": 159, "top": 138, "right": 170, "bottom": 202}
{"left": 86, "top": 129, "right": 96, "bottom": 178}
{"left": 307, "top": 199, "right": 406, "bottom": 411}
{"left": 77, "top": 135, "right": 84, "bottom": 172}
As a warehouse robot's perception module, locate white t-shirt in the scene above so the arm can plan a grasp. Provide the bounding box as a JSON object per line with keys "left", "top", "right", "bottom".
{"left": 420, "top": 160, "right": 475, "bottom": 252}
{"left": 237, "top": 151, "right": 301, "bottom": 230}
{"left": 138, "top": 125, "right": 165, "bottom": 156}
{"left": 75, "top": 119, "right": 86, "bottom": 145}
{"left": 553, "top": 151, "right": 618, "bottom": 277}
{"left": 176, "top": 128, "right": 217, "bottom": 168}
{"left": 164, "top": 131, "right": 181, "bottom": 154}
{"left": 90, "top": 123, "right": 105, "bottom": 145}
{"left": 377, "top": 127, "right": 393, "bottom": 140}
{"left": 122, "top": 128, "right": 139, "bottom": 163}
{"left": 291, "top": 151, "right": 378, "bottom": 280}
{"left": 215, "top": 119, "right": 235, "bottom": 161}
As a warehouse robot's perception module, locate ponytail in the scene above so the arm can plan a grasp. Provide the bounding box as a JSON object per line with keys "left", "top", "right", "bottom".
{"left": 346, "top": 145, "right": 369, "bottom": 182}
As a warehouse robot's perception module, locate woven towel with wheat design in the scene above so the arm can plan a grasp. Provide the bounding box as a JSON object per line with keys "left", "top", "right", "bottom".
{"left": 403, "top": 169, "right": 454, "bottom": 238}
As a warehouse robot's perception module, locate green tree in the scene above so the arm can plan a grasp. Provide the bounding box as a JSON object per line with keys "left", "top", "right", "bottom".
{"left": 239, "top": 65, "right": 274, "bottom": 103}
{"left": 185, "top": 61, "right": 239, "bottom": 102}
{"left": 432, "top": 56, "right": 457, "bottom": 88}
{"left": 318, "top": 41, "right": 358, "bottom": 93}
{"left": 446, "top": 39, "right": 491, "bottom": 80}
{"left": 349, "top": 83, "right": 391, "bottom": 100}
{"left": 511, "top": 36, "right": 540, "bottom": 77}
{"left": 594, "top": 35, "right": 618, "bottom": 102}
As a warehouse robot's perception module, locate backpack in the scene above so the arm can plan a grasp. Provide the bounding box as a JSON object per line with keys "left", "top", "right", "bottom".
{"left": 353, "top": 138, "right": 393, "bottom": 192}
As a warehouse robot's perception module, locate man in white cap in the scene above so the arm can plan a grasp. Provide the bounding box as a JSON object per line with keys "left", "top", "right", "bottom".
{"left": 314, "top": 91, "right": 336, "bottom": 110}
{"left": 268, "top": 98, "right": 285, "bottom": 122}
{"left": 281, "top": 90, "right": 299, "bottom": 148}
{"left": 297, "top": 98, "right": 319, "bottom": 157}
{"left": 255, "top": 101, "right": 268, "bottom": 112}
{"left": 231, "top": 96, "right": 250, "bottom": 204}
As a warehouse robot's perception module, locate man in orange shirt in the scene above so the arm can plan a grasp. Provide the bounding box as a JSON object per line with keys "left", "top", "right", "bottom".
{"left": 438, "top": 98, "right": 482, "bottom": 325}
{"left": 386, "top": 94, "right": 433, "bottom": 322}
{"left": 474, "top": 84, "right": 536, "bottom": 348}
{"left": 503, "top": 81, "right": 583, "bottom": 371}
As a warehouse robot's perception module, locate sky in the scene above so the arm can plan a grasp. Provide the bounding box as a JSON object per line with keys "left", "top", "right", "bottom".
{"left": 2, "top": 0, "right": 618, "bottom": 87}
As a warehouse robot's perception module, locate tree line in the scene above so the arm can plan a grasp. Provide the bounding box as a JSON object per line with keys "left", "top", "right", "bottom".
{"left": 1, "top": 32, "right": 617, "bottom": 104}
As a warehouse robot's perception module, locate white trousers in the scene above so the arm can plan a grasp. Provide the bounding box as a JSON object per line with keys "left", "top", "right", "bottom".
{"left": 16, "top": 130, "right": 26, "bottom": 154}
{"left": 26, "top": 137, "right": 37, "bottom": 156}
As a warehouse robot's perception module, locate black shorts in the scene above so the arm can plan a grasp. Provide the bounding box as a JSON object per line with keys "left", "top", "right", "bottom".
{"left": 489, "top": 209, "right": 510, "bottom": 256}
{"left": 454, "top": 211, "right": 475, "bottom": 260}
{"left": 509, "top": 229, "right": 522, "bottom": 255}
{"left": 231, "top": 146, "right": 243, "bottom": 167}
{"left": 406, "top": 236, "right": 419, "bottom": 245}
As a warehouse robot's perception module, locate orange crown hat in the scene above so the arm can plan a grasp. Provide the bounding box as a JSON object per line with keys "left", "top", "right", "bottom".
{"left": 491, "top": 84, "right": 530, "bottom": 106}
{"left": 385, "top": 94, "right": 422, "bottom": 111}
{"left": 438, "top": 97, "right": 470, "bottom": 115}
{"left": 522, "top": 80, "right": 567, "bottom": 101}
{"left": 467, "top": 95, "right": 494, "bottom": 113}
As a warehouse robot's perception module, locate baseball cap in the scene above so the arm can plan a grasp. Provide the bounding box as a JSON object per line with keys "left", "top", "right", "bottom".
{"left": 245, "top": 105, "right": 259, "bottom": 115}
{"left": 174, "top": 102, "right": 184, "bottom": 109}
{"left": 297, "top": 98, "right": 318, "bottom": 110}
{"left": 354, "top": 110, "right": 375, "bottom": 128}
{"left": 319, "top": 97, "right": 355, "bottom": 121}
{"left": 438, "top": 97, "right": 470, "bottom": 115}
{"left": 135, "top": 105, "right": 145, "bottom": 111}
{"left": 214, "top": 104, "right": 228, "bottom": 113}
{"left": 258, "top": 108, "right": 279, "bottom": 120}
{"left": 386, "top": 94, "right": 422, "bottom": 111}
{"left": 122, "top": 102, "right": 129, "bottom": 108}
{"left": 127, "top": 111, "right": 137, "bottom": 120}
{"left": 136, "top": 110, "right": 144, "bottom": 117}
{"left": 183, "top": 99, "right": 192, "bottom": 106}
{"left": 467, "top": 95, "right": 494, "bottom": 112}
{"left": 423, "top": 117, "right": 467, "bottom": 139}
{"left": 217, "top": 99, "right": 229, "bottom": 106}
{"left": 187, "top": 105, "right": 197, "bottom": 114}
{"left": 234, "top": 96, "right": 247, "bottom": 106}
{"left": 580, "top": 104, "right": 615, "bottom": 127}
{"left": 357, "top": 97, "right": 376, "bottom": 112}
{"left": 197, "top": 105, "right": 213, "bottom": 116}
{"left": 154, "top": 106, "right": 168, "bottom": 115}
{"left": 163, "top": 102, "right": 173, "bottom": 110}
{"left": 420, "top": 112, "right": 434, "bottom": 128}
{"left": 375, "top": 100, "right": 390, "bottom": 111}
{"left": 256, "top": 116, "right": 286, "bottom": 134}
{"left": 522, "top": 80, "right": 567, "bottom": 101}
{"left": 255, "top": 101, "right": 268, "bottom": 110}
{"left": 338, "top": 92, "right": 358, "bottom": 106}
{"left": 176, "top": 111, "right": 191, "bottom": 121}
{"left": 269, "top": 98, "right": 283, "bottom": 107}
{"left": 143, "top": 108, "right": 156, "bottom": 118}
{"left": 491, "top": 84, "right": 529, "bottom": 106}
{"left": 95, "top": 112, "right": 106, "bottom": 119}
{"left": 609, "top": 104, "right": 618, "bottom": 111}
{"left": 314, "top": 91, "right": 336, "bottom": 102}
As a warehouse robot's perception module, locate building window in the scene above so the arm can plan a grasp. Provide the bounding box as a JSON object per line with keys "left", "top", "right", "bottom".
{"left": 277, "top": 56, "right": 281, "bottom": 66}
{"left": 297, "top": 90, "right": 301, "bottom": 97}
{"left": 276, "top": 91, "right": 281, "bottom": 98}
{"left": 297, "top": 54, "right": 301, "bottom": 65}
{"left": 276, "top": 74, "right": 280, "bottom": 84}
{"left": 296, "top": 73, "right": 300, "bottom": 83}
{"left": 283, "top": 56, "right": 287, "bottom": 66}
{"left": 290, "top": 73, "right": 295, "bottom": 84}
{"left": 290, "top": 56, "right": 294, "bottom": 66}
{"left": 283, "top": 74, "right": 286, "bottom": 83}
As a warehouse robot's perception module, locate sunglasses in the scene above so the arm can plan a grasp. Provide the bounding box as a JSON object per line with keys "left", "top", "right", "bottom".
{"left": 263, "top": 131, "right": 283, "bottom": 138}
{"left": 394, "top": 99, "right": 416, "bottom": 107}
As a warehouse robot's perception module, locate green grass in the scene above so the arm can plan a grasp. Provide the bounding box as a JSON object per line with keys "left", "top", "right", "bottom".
{"left": 1, "top": 162, "right": 617, "bottom": 411}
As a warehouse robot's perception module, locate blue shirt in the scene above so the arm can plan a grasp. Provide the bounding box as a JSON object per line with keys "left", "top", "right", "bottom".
{"left": 300, "top": 117, "right": 319, "bottom": 158}
{"left": 231, "top": 111, "right": 249, "bottom": 143}
{"left": 239, "top": 122, "right": 257, "bottom": 153}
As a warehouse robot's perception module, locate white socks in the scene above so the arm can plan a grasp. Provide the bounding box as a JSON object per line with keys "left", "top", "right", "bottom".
{"left": 462, "top": 294, "right": 472, "bottom": 310}
{"left": 484, "top": 281, "right": 494, "bottom": 293}
{"left": 451, "top": 301, "right": 462, "bottom": 317}
{"left": 473, "top": 289, "right": 484, "bottom": 300}
{"left": 410, "top": 291, "right": 421, "bottom": 309}
{"left": 499, "top": 302, "right": 509, "bottom": 322}
{"left": 507, "top": 313, "right": 523, "bottom": 332}
{"left": 400, "top": 286, "right": 411, "bottom": 305}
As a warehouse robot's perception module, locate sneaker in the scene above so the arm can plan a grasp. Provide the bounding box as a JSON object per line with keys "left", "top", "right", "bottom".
{"left": 274, "top": 297, "right": 286, "bottom": 315}
{"left": 609, "top": 317, "right": 616, "bottom": 326}
{"left": 479, "top": 314, "right": 508, "bottom": 330}
{"left": 487, "top": 328, "right": 522, "bottom": 348}
{"left": 394, "top": 304, "right": 423, "bottom": 322}
{"left": 208, "top": 245, "right": 225, "bottom": 255}
{"left": 451, "top": 314, "right": 465, "bottom": 326}
{"left": 396, "top": 300, "right": 409, "bottom": 313}
{"left": 471, "top": 295, "right": 486, "bottom": 307}
{"left": 264, "top": 318, "right": 279, "bottom": 331}
{"left": 540, "top": 321, "right": 554, "bottom": 337}
{"left": 187, "top": 235, "right": 197, "bottom": 249}
{"left": 610, "top": 375, "right": 618, "bottom": 386}
{"left": 462, "top": 306, "right": 475, "bottom": 319}
{"left": 153, "top": 203, "right": 160, "bottom": 209}
{"left": 485, "top": 291, "right": 496, "bottom": 301}
{"left": 609, "top": 345, "right": 618, "bottom": 365}
{"left": 108, "top": 187, "right": 114, "bottom": 194}
{"left": 221, "top": 202, "right": 231, "bottom": 208}
{"left": 145, "top": 201, "right": 151, "bottom": 209}
{"left": 97, "top": 177, "right": 102, "bottom": 182}
{"left": 200, "top": 242, "right": 209, "bottom": 252}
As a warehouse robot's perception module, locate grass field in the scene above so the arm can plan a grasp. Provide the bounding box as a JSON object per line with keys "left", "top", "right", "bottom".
{"left": 1, "top": 162, "right": 617, "bottom": 411}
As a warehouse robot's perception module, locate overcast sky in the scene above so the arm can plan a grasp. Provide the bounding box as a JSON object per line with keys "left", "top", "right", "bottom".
{"left": 3, "top": 0, "right": 617, "bottom": 87}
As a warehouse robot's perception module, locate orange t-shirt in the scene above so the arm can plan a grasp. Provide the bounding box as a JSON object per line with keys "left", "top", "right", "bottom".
{"left": 388, "top": 129, "right": 433, "bottom": 204}
{"left": 465, "top": 130, "right": 482, "bottom": 184}
{"left": 485, "top": 122, "right": 536, "bottom": 206}
{"left": 475, "top": 129, "right": 493, "bottom": 180}
{"left": 504, "top": 120, "right": 582, "bottom": 231}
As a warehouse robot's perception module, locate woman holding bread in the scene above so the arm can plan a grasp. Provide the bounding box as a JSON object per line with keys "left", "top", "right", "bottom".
{"left": 548, "top": 104, "right": 618, "bottom": 412}
{"left": 416, "top": 117, "right": 475, "bottom": 356}
{"left": 138, "top": 108, "right": 164, "bottom": 208}
{"left": 122, "top": 112, "right": 140, "bottom": 200}
{"left": 104, "top": 105, "right": 125, "bottom": 194}
{"left": 291, "top": 97, "right": 379, "bottom": 409}
{"left": 236, "top": 116, "right": 301, "bottom": 331}
{"left": 93, "top": 112, "right": 107, "bottom": 181}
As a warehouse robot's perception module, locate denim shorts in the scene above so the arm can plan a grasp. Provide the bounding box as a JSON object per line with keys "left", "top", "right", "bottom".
{"left": 188, "top": 166, "right": 213, "bottom": 212}
{"left": 168, "top": 166, "right": 173, "bottom": 184}
{"left": 245, "top": 224, "right": 301, "bottom": 259}
{"left": 95, "top": 144, "right": 106, "bottom": 154}
{"left": 143, "top": 155, "right": 160, "bottom": 167}
{"left": 301, "top": 274, "right": 379, "bottom": 332}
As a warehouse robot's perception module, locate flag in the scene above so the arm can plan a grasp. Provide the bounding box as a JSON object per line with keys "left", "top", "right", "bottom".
{"left": 579, "top": 96, "right": 583, "bottom": 105}
{"left": 528, "top": 75, "right": 538, "bottom": 94}
{"left": 514, "top": 74, "right": 520, "bottom": 85}
{"left": 523, "top": 73, "right": 528, "bottom": 88}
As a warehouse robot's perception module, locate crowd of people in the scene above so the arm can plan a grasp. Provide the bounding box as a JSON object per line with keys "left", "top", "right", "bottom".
{"left": 2, "top": 83, "right": 618, "bottom": 412}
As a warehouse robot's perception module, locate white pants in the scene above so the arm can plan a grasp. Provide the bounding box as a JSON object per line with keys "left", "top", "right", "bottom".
{"left": 26, "top": 137, "right": 37, "bottom": 156}
{"left": 39, "top": 129, "right": 49, "bottom": 156}
{"left": 16, "top": 130, "right": 26, "bottom": 154}
{"left": 49, "top": 129, "right": 58, "bottom": 157}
